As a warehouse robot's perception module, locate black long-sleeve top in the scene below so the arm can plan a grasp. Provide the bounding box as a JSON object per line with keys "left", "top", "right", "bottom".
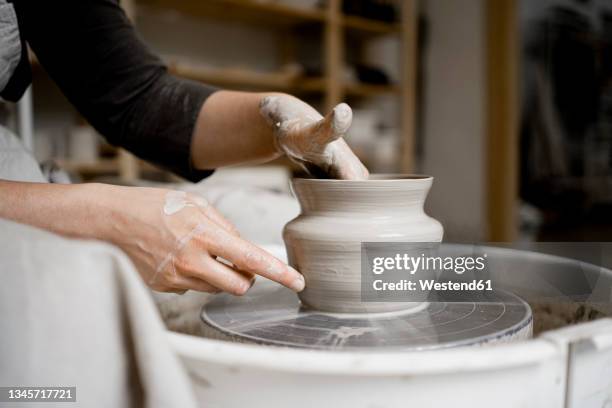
{"left": 2, "top": 0, "right": 216, "bottom": 181}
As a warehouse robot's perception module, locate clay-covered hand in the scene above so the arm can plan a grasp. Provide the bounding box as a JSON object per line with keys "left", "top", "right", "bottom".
{"left": 99, "top": 185, "right": 305, "bottom": 295}
{"left": 259, "top": 94, "right": 369, "bottom": 180}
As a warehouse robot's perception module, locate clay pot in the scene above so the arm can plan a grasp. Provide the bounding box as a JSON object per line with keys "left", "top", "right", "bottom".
{"left": 284, "top": 175, "right": 443, "bottom": 313}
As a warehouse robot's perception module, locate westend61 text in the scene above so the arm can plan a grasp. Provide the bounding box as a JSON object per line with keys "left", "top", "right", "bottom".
{"left": 372, "top": 279, "right": 493, "bottom": 292}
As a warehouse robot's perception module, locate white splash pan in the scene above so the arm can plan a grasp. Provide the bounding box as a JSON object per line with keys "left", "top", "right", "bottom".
{"left": 168, "top": 246, "right": 612, "bottom": 408}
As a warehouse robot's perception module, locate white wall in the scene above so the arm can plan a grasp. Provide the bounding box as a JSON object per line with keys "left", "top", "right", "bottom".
{"left": 359, "top": 0, "right": 488, "bottom": 241}
{"left": 420, "top": 0, "right": 487, "bottom": 242}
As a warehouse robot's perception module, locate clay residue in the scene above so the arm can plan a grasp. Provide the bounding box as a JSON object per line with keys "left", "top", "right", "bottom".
{"left": 531, "top": 301, "right": 607, "bottom": 335}
{"left": 317, "top": 326, "right": 380, "bottom": 348}
{"left": 163, "top": 191, "right": 208, "bottom": 216}
{"left": 163, "top": 191, "right": 190, "bottom": 215}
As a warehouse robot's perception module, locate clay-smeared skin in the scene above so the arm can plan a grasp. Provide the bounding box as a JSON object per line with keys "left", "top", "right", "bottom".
{"left": 93, "top": 186, "right": 305, "bottom": 295}
{"left": 260, "top": 95, "right": 369, "bottom": 180}
{"left": 142, "top": 189, "right": 305, "bottom": 294}
{"left": 284, "top": 176, "right": 444, "bottom": 313}
{"left": 163, "top": 190, "right": 209, "bottom": 216}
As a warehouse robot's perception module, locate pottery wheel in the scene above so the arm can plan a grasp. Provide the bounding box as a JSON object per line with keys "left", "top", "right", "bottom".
{"left": 201, "top": 279, "right": 533, "bottom": 350}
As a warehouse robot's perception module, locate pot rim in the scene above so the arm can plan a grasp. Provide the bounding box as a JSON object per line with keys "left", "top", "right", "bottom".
{"left": 293, "top": 174, "right": 433, "bottom": 184}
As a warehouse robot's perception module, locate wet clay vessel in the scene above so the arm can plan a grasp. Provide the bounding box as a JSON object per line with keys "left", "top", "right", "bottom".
{"left": 284, "top": 175, "right": 443, "bottom": 313}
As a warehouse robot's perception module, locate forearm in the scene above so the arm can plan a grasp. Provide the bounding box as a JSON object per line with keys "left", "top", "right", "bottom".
{"left": 0, "top": 180, "right": 305, "bottom": 293}
{"left": 0, "top": 180, "right": 109, "bottom": 241}
{"left": 191, "top": 90, "right": 286, "bottom": 169}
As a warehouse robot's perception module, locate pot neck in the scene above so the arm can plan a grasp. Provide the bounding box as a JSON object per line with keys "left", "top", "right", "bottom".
{"left": 292, "top": 178, "right": 433, "bottom": 216}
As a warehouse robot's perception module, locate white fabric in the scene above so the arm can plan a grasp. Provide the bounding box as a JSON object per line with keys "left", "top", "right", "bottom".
{"left": 0, "top": 126, "right": 45, "bottom": 182}
{"left": 0, "top": 220, "right": 198, "bottom": 408}
{"left": 0, "top": 127, "right": 198, "bottom": 408}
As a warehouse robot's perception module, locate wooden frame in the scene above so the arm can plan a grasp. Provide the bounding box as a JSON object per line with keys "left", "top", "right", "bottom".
{"left": 485, "top": 0, "right": 519, "bottom": 241}
{"left": 399, "top": 0, "right": 418, "bottom": 173}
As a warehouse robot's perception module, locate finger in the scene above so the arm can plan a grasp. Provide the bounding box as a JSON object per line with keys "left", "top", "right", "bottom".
{"left": 200, "top": 205, "right": 240, "bottom": 236}
{"left": 216, "top": 256, "right": 256, "bottom": 282}
{"left": 206, "top": 229, "right": 305, "bottom": 292}
{"left": 150, "top": 280, "right": 188, "bottom": 294}
{"left": 311, "top": 103, "right": 352, "bottom": 145}
{"left": 172, "top": 274, "right": 222, "bottom": 294}
{"left": 328, "top": 140, "right": 370, "bottom": 180}
{"left": 186, "top": 255, "right": 255, "bottom": 296}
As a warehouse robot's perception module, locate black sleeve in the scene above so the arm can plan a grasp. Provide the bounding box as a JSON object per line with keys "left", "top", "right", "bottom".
{"left": 12, "top": 0, "right": 216, "bottom": 181}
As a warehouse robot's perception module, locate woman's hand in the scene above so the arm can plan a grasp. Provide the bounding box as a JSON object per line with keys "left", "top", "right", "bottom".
{"left": 0, "top": 180, "right": 304, "bottom": 295}
{"left": 98, "top": 185, "right": 305, "bottom": 295}
{"left": 192, "top": 90, "right": 369, "bottom": 180}
{"left": 260, "top": 94, "right": 369, "bottom": 180}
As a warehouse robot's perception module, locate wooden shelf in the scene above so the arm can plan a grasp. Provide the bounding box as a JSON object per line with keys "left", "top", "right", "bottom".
{"left": 58, "top": 158, "right": 164, "bottom": 175}
{"left": 342, "top": 15, "right": 400, "bottom": 35}
{"left": 58, "top": 159, "right": 120, "bottom": 174}
{"left": 169, "top": 61, "right": 399, "bottom": 97}
{"left": 169, "top": 61, "right": 327, "bottom": 92}
{"left": 344, "top": 82, "right": 399, "bottom": 96}
{"left": 137, "top": 0, "right": 398, "bottom": 34}
{"left": 299, "top": 77, "right": 326, "bottom": 92}
{"left": 171, "top": 63, "right": 293, "bottom": 89}
{"left": 138, "top": 0, "right": 325, "bottom": 27}
{"left": 169, "top": 61, "right": 400, "bottom": 97}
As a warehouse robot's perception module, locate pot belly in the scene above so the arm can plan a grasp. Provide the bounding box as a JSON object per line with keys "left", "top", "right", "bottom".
{"left": 283, "top": 216, "right": 443, "bottom": 313}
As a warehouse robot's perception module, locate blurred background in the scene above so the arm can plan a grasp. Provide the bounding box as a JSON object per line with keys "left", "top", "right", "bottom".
{"left": 1, "top": 0, "right": 611, "bottom": 243}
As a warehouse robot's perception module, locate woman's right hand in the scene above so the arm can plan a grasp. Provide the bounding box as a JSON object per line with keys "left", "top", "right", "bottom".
{"left": 96, "top": 184, "right": 305, "bottom": 295}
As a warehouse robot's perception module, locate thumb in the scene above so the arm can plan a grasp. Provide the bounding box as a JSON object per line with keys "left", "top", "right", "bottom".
{"left": 312, "top": 103, "right": 353, "bottom": 145}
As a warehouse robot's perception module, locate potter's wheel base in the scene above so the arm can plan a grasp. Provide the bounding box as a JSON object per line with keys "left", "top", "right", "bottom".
{"left": 201, "top": 280, "right": 533, "bottom": 351}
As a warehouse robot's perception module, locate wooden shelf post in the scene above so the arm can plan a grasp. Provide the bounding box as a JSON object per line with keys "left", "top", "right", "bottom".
{"left": 118, "top": 149, "right": 140, "bottom": 182}
{"left": 485, "top": 0, "right": 519, "bottom": 241}
{"left": 118, "top": 0, "right": 141, "bottom": 182}
{"left": 399, "top": 0, "right": 418, "bottom": 173}
{"left": 324, "top": 0, "right": 343, "bottom": 112}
